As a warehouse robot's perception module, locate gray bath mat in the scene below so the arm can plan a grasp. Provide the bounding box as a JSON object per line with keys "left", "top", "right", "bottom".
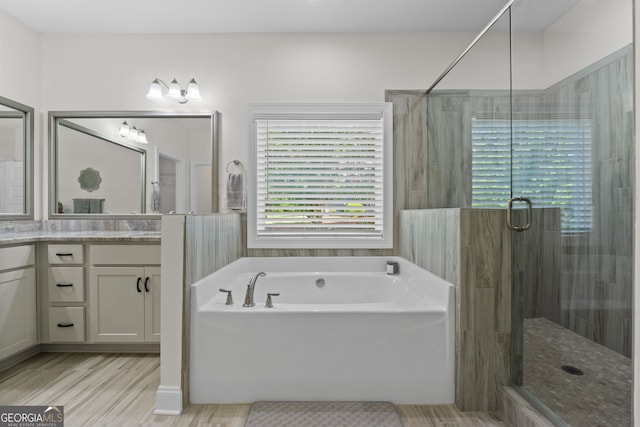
{"left": 244, "top": 401, "right": 404, "bottom": 427}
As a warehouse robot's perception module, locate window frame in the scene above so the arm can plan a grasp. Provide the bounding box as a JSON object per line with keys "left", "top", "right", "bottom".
{"left": 247, "top": 102, "right": 393, "bottom": 249}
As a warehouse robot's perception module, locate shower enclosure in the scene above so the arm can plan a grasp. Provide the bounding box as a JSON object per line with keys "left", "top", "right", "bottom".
{"left": 391, "top": 0, "right": 633, "bottom": 425}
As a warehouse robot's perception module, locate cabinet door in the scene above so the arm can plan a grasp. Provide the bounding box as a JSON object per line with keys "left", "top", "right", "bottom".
{"left": 90, "top": 267, "right": 145, "bottom": 343}
{"left": 144, "top": 267, "right": 161, "bottom": 342}
{"left": 0, "top": 268, "right": 36, "bottom": 360}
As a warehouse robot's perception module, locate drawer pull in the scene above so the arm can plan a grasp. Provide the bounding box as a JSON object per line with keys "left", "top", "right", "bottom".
{"left": 144, "top": 277, "right": 150, "bottom": 292}
{"left": 57, "top": 322, "right": 74, "bottom": 328}
{"left": 55, "top": 253, "right": 74, "bottom": 257}
{"left": 136, "top": 277, "right": 142, "bottom": 293}
{"left": 56, "top": 283, "right": 74, "bottom": 287}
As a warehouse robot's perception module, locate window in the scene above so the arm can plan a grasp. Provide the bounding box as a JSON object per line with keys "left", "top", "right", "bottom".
{"left": 472, "top": 118, "right": 593, "bottom": 233}
{"left": 248, "top": 103, "right": 393, "bottom": 248}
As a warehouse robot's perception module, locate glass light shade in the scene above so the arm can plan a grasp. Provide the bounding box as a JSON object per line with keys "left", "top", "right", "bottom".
{"left": 129, "top": 126, "right": 139, "bottom": 139}
{"left": 119, "top": 121, "right": 130, "bottom": 137}
{"left": 185, "top": 78, "right": 202, "bottom": 101}
{"left": 146, "top": 79, "right": 164, "bottom": 102}
{"left": 136, "top": 130, "right": 148, "bottom": 144}
{"left": 168, "top": 78, "right": 183, "bottom": 100}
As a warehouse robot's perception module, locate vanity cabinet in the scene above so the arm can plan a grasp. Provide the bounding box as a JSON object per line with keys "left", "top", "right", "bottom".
{"left": 89, "top": 245, "right": 161, "bottom": 343}
{"left": 0, "top": 245, "right": 37, "bottom": 360}
{"left": 43, "top": 244, "right": 86, "bottom": 343}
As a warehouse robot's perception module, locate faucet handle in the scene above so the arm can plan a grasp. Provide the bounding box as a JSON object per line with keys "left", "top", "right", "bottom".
{"left": 265, "top": 292, "right": 280, "bottom": 308}
{"left": 219, "top": 288, "right": 234, "bottom": 305}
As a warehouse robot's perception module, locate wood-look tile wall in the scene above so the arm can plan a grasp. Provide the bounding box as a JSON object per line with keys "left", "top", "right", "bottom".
{"left": 399, "top": 208, "right": 511, "bottom": 412}
{"left": 539, "top": 47, "right": 634, "bottom": 357}
{"left": 397, "top": 46, "right": 633, "bottom": 363}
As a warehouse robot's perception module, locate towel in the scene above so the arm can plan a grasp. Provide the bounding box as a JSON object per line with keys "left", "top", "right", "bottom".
{"left": 226, "top": 172, "right": 244, "bottom": 210}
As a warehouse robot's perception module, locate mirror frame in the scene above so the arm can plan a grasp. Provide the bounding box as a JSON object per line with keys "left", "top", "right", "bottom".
{"left": 49, "top": 110, "right": 219, "bottom": 219}
{"left": 0, "top": 96, "right": 34, "bottom": 221}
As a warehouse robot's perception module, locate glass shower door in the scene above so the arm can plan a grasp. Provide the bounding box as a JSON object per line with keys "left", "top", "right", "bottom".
{"left": 510, "top": 0, "right": 634, "bottom": 425}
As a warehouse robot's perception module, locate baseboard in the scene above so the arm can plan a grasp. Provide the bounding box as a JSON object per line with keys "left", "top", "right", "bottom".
{"left": 155, "top": 386, "right": 183, "bottom": 415}
{"left": 0, "top": 345, "right": 41, "bottom": 373}
{"left": 39, "top": 343, "right": 160, "bottom": 353}
{"left": 0, "top": 343, "right": 160, "bottom": 374}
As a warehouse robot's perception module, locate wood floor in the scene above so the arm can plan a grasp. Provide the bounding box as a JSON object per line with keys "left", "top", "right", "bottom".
{"left": 0, "top": 352, "right": 506, "bottom": 426}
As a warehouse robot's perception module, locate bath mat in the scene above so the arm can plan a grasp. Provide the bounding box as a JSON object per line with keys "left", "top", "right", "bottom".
{"left": 244, "top": 401, "right": 404, "bottom": 427}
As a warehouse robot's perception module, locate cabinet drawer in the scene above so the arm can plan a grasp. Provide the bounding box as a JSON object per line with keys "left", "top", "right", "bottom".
{"left": 0, "top": 245, "right": 35, "bottom": 271}
{"left": 48, "top": 244, "right": 84, "bottom": 264}
{"left": 89, "top": 245, "right": 160, "bottom": 265}
{"left": 48, "top": 267, "right": 85, "bottom": 302}
{"left": 49, "top": 307, "right": 85, "bottom": 342}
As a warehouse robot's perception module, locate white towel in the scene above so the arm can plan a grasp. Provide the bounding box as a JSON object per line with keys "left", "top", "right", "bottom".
{"left": 227, "top": 173, "right": 244, "bottom": 210}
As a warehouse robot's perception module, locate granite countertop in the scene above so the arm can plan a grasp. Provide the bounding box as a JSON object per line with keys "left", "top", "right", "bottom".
{"left": 0, "top": 230, "right": 161, "bottom": 245}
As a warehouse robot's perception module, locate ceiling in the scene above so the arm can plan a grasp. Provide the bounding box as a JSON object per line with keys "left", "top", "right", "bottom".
{"left": 0, "top": 0, "right": 580, "bottom": 34}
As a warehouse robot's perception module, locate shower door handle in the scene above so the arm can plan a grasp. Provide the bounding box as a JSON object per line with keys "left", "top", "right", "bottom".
{"left": 506, "top": 197, "right": 532, "bottom": 232}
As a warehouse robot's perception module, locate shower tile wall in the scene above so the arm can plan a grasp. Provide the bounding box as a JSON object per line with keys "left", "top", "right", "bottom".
{"left": 399, "top": 208, "right": 511, "bottom": 412}
{"left": 538, "top": 47, "right": 634, "bottom": 357}
{"left": 393, "top": 46, "right": 633, "bottom": 360}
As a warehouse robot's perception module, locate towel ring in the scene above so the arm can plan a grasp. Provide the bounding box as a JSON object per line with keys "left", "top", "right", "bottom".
{"left": 226, "top": 160, "right": 244, "bottom": 174}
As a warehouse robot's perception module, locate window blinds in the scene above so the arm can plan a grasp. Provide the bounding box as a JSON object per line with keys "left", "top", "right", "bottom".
{"left": 255, "top": 118, "right": 385, "bottom": 239}
{"left": 472, "top": 118, "right": 593, "bottom": 233}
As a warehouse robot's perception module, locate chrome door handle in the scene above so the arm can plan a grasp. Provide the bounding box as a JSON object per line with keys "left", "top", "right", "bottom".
{"left": 507, "top": 197, "right": 532, "bottom": 232}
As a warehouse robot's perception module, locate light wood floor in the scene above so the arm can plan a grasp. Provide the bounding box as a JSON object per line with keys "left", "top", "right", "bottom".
{"left": 0, "top": 353, "right": 506, "bottom": 427}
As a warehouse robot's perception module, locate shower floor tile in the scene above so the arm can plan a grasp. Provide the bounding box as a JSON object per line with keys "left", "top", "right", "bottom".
{"left": 523, "top": 317, "right": 632, "bottom": 427}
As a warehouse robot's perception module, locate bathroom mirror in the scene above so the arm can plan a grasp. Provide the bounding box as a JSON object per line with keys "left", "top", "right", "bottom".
{"left": 49, "top": 111, "right": 219, "bottom": 218}
{"left": 0, "top": 96, "right": 34, "bottom": 220}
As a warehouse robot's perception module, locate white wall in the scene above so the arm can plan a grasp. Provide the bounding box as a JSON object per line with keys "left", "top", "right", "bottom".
{"left": 542, "top": 0, "right": 632, "bottom": 87}
{"left": 0, "top": 9, "right": 41, "bottom": 218}
{"left": 39, "top": 32, "right": 516, "bottom": 214}
{"left": 0, "top": 10, "right": 40, "bottom": 108}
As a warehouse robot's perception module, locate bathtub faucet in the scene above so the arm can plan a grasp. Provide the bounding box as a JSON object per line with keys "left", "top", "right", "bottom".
{"left": 243, "top": 272, "right": 266, "bottom": 307}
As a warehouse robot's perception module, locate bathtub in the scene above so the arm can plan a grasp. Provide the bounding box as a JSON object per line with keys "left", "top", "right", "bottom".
{"left": 190, "top": 256, "right": 455, "bottom": 404}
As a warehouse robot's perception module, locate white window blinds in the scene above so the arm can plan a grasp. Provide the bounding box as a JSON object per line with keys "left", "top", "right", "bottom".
{"left": 248, "top": 103, "right": 393, "bottom": 249}
{"left": 472, "top": 118, "right": 593, "bottom": 233}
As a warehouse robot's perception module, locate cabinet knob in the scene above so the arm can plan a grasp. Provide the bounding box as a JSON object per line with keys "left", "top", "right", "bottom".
{"left": 57, "top": 323, "right": 74, "bottom": 328}
{"left": 144, "top": 277, "right": 150, "bottom": 292}
{"left": 56, "top": 283, "right": 74, "bottom": 287}
{"left": 136, "top": 277, "right": 142, "bottom": 293}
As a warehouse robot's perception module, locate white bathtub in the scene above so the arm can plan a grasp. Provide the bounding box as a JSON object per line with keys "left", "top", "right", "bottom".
{"left": 190, "top": 256, "right": 455, "bottom": 404}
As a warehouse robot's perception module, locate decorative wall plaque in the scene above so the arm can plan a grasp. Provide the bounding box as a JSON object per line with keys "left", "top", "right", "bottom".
{"left": 78, "top": 167, "right": 102, "bottom": 192}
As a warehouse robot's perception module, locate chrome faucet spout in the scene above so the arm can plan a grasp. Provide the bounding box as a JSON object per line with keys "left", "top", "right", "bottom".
{"left": 243, "top": 272, "right": 266, "bottom": 307}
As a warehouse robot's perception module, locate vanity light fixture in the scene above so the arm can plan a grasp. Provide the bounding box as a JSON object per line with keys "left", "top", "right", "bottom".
{"left": 146, "top": 77, "right": 201, "bottom": 104}
{"left": 118, "top": 121, "right": 148, "bottom": 144}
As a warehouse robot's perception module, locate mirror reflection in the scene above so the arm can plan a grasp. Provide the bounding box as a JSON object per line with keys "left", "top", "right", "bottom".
{"left": 50, "top": 112, "right": 217, "bottom": 217}
{"left": 0, "top": 97, "right": 33, "bottom": 219}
